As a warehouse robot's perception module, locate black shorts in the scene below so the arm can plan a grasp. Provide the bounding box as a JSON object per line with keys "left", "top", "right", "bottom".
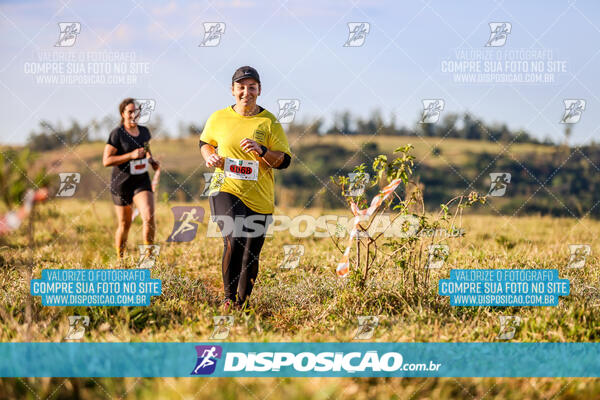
{"left": 110, "top": 171, "right": 152, "bottom": 206}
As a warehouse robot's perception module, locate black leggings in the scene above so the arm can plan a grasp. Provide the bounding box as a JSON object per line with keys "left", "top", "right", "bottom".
{"left": 209, "top": 191, "right": 271, "bottom": 304}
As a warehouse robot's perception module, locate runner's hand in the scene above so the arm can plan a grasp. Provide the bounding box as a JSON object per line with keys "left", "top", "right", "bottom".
{"left": 149, "top": 157, "right": 160, "bottom": 170}
{"left": 240, "top": 138, "right": 261, "bottom": 155}
{"left": 206, "top": 153, "right": 224, "bottom": 169}
{"left": 130, "top": 147, "right": 146, "bottom": 160}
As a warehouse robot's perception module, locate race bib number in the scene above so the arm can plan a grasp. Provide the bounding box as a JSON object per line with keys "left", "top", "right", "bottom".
{"left": 130, "top": 158, "right": 148, "bottom": 175}
{"left": 224, "top": 158, "right": 258, "bottom": 181}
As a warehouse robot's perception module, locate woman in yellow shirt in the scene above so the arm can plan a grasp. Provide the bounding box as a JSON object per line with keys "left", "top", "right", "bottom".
{"left": 199, "top": 66, "right": 292, "bottom": 311}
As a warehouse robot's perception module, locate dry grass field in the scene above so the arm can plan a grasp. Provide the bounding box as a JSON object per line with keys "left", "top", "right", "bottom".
{"left": 1, "top": 197, "right": 599, "bottom": 398}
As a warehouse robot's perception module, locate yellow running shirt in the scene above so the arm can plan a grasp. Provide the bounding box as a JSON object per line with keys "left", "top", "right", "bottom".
{"left": 200, "top": 105, "right": 291, "bottom": 214}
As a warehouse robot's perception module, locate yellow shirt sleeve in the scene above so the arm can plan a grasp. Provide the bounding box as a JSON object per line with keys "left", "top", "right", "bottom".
{"left": 268, "top": 121, "right": 291, "bottom": 156}
{"left": 200, "top": 113, "right": 218, "bottom": 147}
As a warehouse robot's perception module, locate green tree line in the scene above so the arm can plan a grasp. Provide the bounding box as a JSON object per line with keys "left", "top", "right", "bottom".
{"left": 26, "top": 109, "right": 561, "bottom": 152}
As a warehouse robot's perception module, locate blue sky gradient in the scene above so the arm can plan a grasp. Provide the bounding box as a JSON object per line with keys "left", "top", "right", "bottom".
{"left": 1, "top": 0, "right": 599, "bottom": 144}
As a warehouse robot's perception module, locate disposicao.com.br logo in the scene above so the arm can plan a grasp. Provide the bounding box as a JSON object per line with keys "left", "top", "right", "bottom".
{"left": 191, "top": 345, "right": 223, "bottom": 375}
{"left": 190, "top": 346, "right": 441, "bottom": 376}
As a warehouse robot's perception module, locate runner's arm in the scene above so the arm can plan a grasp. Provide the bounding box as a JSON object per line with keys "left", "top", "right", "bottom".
{"left": 261, "top": 149, "right": 291, "bottom": 169}
{"left": 239, "top": 138, "right": 291, "bottom": 169}
{"left": 199, "top": 140, "right": 224, "bottom": 168}
{"left": 103, "top": 144, "right": 144, "bottom": 167}
{"left": 144, "top": 142, "right": 160, "bottom": 170}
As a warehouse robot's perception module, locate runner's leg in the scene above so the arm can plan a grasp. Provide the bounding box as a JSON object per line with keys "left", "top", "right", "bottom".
{"left": 133, "top": 189, "right": 155, "bottom": 244}
{"left": 209, "top": 192, "right": 247, "bottom": 302}
{"left": 237, "top": 217, "right": 268, "bottom": 304}
{"left": 114, "top": 205, "right": 133, "bottom": 257}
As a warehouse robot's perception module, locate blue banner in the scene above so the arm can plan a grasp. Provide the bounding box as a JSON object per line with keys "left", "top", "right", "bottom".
{"left": 30, "top": 269, "right": 161, "bottom": 306}
{"left": 439, "top": 269, "right": 569, "bottom": 306}
{"left": 0, "top": 343, "right": 598, "bottom": 377}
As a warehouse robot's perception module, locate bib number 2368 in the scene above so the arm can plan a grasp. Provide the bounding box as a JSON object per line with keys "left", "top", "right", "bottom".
{"left": 225, "top": 158, "right": 258, "bottom": 181}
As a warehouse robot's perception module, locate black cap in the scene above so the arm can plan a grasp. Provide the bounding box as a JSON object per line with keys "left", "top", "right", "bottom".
{"left": 232, "top": 66, "right": 260, "bottom": 84}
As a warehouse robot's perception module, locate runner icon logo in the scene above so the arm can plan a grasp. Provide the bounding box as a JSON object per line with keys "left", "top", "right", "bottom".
{"left": 485, "top": 22, "right": 511, "bottom": 47}
{"left": 277, "top": 99, "right": 300, "bottom": 123}
{"left": 425, "top": 245, "right": 449, "bottom": 269}
{"left": 201, "top": 173, "right": 224, "bottom": 197}
{"left": 191, "top": 345, "right": 223, "bottom": 375}
{"left": 56, "top": 173, "right": 81, "bottom": 197}
{"left": 280, "top": 244, "right": 305, "bottom": 269}
{"left": 488, "top": 172, "right": 511, "bottom": 197}
{"left": 346, "top": 173, "right": 370, "bottom": 197}
{"left": 496, "top": 316, "right": 521, "bottom": 340}
{"left": 560, "top": 99, "right": 586, "bottom": 124}
{"left": 134, "top": 99, "right": 155, "bottom": 124}
{"left": 167, "top": 206, "right": 204, "bottom": 242}
{"left": 55, "top": 22, "right": 81, "bottom": 47}
{"left": 420, "top": 99, "right": 444, "bottom": 123}
{"left": 199, "top": 23, "right": 226, "bottom": 47}
{"left": 65, "top": 316, "right": 89, "bottom": 340}
{"left": 354, "top": 316, "right": 379, "bottom": 340}
{"left": 210, "top": 316, "right": 234, "bottom": 340}
{"left": 344, "top": 22, "right": 370, "bottom": 47}
{"left": 567, "top": 244, "right": 591, "bottom": 269}
{"left": 137, "top": 245, "right": 160, "bottom": 268}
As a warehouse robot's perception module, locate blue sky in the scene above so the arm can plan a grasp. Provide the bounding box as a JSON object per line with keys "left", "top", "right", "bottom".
{"left": 1, "top": 0, "right": 599, "bottom": 145}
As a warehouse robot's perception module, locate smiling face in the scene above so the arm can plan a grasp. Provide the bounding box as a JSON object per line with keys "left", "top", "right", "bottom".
{"left": 231, "top": 78, "right": 261, "bottom": 110}
{"left": 122, "top": 102, "right": 137, "bottom": 127}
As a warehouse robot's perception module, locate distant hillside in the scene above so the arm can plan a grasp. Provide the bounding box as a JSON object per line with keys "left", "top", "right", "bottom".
{"left": 17, "top": 134, "right": 600, "bottom": 217}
